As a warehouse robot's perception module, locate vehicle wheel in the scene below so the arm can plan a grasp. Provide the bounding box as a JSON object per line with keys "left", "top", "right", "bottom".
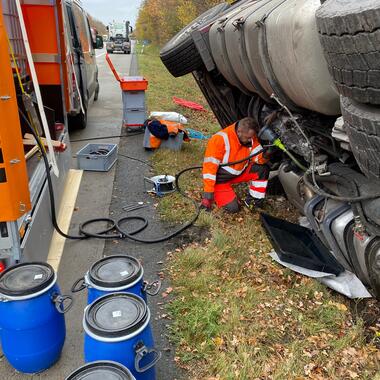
{"left": 94, "top": 83, "right": 99, "bottom": 101}
{"left": 341, "top": 96, "right": 380, "bottom": 179}
{"left": 68, "top": 108, "right": 87, "bottom": 130}
{"left": 160, "top": 2, "right": 230, "bottom": 77}
{"left": 316, "top": 1, "right": 380, "bottom": 104}
{"left": 366, "top": 239, "right": 380, "bottom": 299}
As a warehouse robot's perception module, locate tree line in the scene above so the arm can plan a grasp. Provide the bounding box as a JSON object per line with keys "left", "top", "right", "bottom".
{"left": 135, "top": 0, "right": 230, "bottom": 45}
{"left": 88, "top": 15, "right": 107, "bottom": 36}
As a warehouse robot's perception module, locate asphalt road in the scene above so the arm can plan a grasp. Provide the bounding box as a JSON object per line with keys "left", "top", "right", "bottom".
{"left": 0, "top": 46, "right": 181, "bottom": 379}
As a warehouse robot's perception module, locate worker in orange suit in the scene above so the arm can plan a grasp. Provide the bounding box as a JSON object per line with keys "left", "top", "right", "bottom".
{"left": 201, "top": 117, "right": 270, "bottom": 213}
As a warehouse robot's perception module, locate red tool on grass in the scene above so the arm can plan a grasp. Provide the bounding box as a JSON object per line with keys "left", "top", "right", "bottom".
{"left": 172, "top": 96, "right": 207, "bottom": 111}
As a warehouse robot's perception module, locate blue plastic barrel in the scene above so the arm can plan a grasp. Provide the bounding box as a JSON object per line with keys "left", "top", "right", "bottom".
{"left": 0, "top": 262, "right": 72, "bottom": 373}
{"left": 83, "top": 293, "right": 161, "bottom": 380}
{"left": 66, "top": 360, "right": 136, "bottom": 380}
{"left": 71, "top": 255, "right": 160, "bottom": 303}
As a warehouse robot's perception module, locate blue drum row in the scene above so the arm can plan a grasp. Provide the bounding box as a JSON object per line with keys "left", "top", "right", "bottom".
{"left": 0, "top": 256, "right": 161, "bottom": 379}
{"left": 71, "top": 255, "right": 161, "bottom": 303}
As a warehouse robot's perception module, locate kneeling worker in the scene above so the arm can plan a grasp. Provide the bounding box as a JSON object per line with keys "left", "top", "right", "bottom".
{"left": 201, "top": 117, "right": 270, "bottom": 213}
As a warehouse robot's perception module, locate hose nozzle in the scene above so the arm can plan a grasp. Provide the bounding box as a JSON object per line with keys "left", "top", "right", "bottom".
{"left": 273, "top": 138, "right": 286, "bottom": 152}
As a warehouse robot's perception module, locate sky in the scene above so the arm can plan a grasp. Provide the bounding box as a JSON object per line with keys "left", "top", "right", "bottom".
{"left": 81, "top": 0, "right": 142, "bottom": 27}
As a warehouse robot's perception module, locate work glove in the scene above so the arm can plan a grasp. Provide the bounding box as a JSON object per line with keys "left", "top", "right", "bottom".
{"left": 200, "top": 197, "right": 214, "bottom": 211}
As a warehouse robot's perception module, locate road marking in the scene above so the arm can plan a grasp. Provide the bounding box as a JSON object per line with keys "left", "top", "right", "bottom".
{"left": 47, "top": 169, "right": 83, "bottom": 272}
{"left": 96, "top": 52, "right": 106, "bottom": 58}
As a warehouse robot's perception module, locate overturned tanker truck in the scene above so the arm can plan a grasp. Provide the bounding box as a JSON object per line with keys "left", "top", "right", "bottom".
{"left": 160, "top": 0, "right": 380, "bottom": 299}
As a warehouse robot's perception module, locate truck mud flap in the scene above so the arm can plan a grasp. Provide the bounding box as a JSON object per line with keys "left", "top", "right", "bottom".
{"left": 261, "top": 213, "right": 345, "bottom": 276}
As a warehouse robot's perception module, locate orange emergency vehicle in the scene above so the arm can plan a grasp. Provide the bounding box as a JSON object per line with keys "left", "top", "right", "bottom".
{"left": 0, "top": 0, "right": 101, "bottom": 268}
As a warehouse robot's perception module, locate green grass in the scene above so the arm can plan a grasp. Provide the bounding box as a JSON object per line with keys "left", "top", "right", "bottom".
{"left": 137, "top": 45, "right": 380, "bottom": 380}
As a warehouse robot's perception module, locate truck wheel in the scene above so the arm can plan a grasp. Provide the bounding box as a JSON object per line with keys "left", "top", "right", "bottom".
{"left": 94, "top": 83, "right": 99, "bottom": 101}
{"left": 316, "top": 1, "right": 380, "bottom": 104}
{"left": 366, "top": 239, "right": 380, "bottom": 299}
{"left": 160, "top": 2, "right": 230, "bottom": 77}
{"left": 341, "top": 96, "right": 380, "bottom": 179}
{"left": 68, "top": 108, "right": 88, "bottom": 130}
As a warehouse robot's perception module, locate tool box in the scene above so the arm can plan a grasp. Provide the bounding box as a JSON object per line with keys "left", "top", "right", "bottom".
{"left": 76, "top": 143, "right": 118, "bottom": 172}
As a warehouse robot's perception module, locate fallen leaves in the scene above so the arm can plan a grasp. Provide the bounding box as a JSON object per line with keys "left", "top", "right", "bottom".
{"left": 327, "top": 301, "right": 348, "bottom": 312}
{"left": 213, "top": 336, "right": 224, "bottom": 348}
{"left": 162, "top": 287, "right": 173, "bottom": 298}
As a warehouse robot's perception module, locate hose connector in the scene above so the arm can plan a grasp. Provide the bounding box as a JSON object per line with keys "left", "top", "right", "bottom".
{"left": 273, "top": 138, "right": 286, "bottom": 152}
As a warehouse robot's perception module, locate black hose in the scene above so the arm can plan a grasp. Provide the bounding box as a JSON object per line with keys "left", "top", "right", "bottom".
{"left": 118, "top": 153, "right": 152, "bottom": 167}
{"left": 20, "top": 111, "right": 86, "bottom": 240}
{"left": 70, "top": 131, "right": 144, "bottom": 143}
{"left": 21, "top": 109, "right": 263, "bottom": 244}
{"left": 303, "top": 172, "right": 380, "bottom": 202}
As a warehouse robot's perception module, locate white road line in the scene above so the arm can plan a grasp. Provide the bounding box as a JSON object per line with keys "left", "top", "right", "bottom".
{"left": 47, "top": 169, "right": 83, "bottom": 272}
{"left": 96, "top": 52, "right": 106, "bottom": 58}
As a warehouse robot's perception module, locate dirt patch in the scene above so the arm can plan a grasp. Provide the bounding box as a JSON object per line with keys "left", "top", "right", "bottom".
{"left": 165, "top": 225, "right": 211, "bottom": 251}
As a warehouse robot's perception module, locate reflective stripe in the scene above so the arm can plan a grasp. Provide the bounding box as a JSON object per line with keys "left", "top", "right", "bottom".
{"left": 204, "top": 157, "right": 220, "bottom": 165}
{"left": 216, "top": 131, "right": 230, "bottom": 164}
{"left": 253, "top": 144, "right": 263, "bottom": 163}
{"left": 250, "top": 186, "right": 266, "bottom": 193}
{"left": 252, "top": 144, "right": 263, "bottom": 155}
{"left": 215, "top": 131, "right": 244, "bottom": 175}
{"left": 32, "top": 53, "right": 60, "bottom": 63}
{"left": 222, "top": 165, "right": 244, "bottom": 175}
{"left": 203, "top": 174, "right": 216, "bottom": 181}
{"left": 251, "top": 180, "right": 268, "bottom": 188}
{"left": 249, "top": 189, "right": 266, "bottom": 199}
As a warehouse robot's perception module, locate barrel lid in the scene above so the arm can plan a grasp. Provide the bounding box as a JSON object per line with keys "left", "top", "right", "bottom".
{"left": 89, "top": 256, "right": 142, "bottom": 288}
{"left": 0, "top": 262, "right": 55, "bottom": 297}
{"left": 66, "top": 361, "right": 135, "bottom": 380}
{"left": 85, "top": 293, "right": 148, "bottom": 338}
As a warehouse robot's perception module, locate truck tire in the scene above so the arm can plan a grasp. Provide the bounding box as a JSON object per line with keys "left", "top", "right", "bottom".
{"left": 68, "top": 108, "right": 88, "bottom": 130}
{"left": 160, "top": 3, "right": 230, "bottom": 77}
{"left": 316, "top": 1, "right": 380, "bottom": 104}
{"left": 94, "top": 82, "right": 99, "bottom": 101}
{"left": 366, "top": 239, "right": 380, "bottom": 299}
{"left": 341, "top": 96, "right": 380, "bottom": 179}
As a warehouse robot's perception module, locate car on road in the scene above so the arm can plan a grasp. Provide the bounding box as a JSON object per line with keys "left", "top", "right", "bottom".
{"left": 160, "top": 0, "right": 380, "bottom": 300}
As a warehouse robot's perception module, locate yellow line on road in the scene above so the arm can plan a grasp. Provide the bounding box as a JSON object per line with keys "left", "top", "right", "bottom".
{"left": 47, "top": 169, "right": 83, "bottom": 272}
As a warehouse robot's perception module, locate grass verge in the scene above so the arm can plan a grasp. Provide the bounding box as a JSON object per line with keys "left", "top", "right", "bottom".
{"left": 137, "top": 44, "right": 380, "bottom": 380}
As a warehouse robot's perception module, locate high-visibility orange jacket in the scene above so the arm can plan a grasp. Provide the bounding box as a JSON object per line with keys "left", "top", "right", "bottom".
{"left": 146, "top": 120, "right": 189, "bottom": 149}
{"left": 203, "top": 123, "right": 268, "bottom": 196}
